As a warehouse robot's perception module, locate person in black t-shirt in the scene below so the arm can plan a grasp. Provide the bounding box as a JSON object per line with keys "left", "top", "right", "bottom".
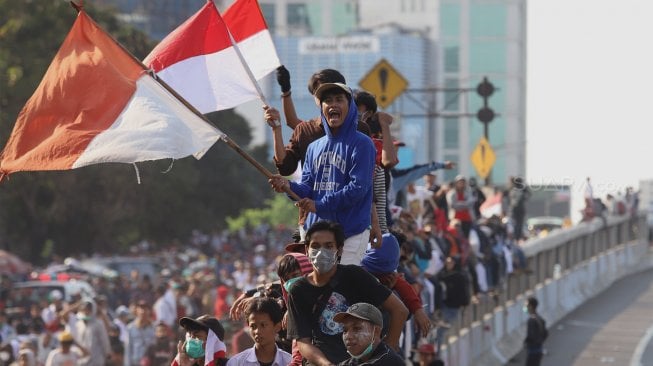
{"left": 524, "top": 296, "right": 547, "bottom": 366}
{"left": 285, "top": 221, "right": 408, "bottom": 366}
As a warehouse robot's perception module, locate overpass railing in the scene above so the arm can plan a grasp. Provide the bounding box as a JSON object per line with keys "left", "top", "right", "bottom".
{"left": 445, "top": 212, "right": 649, "bottom": 354}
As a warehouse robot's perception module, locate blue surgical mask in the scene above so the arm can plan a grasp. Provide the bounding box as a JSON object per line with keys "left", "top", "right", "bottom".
{"left": 283, "top": 276, "right": 302, "bottom": 292}
{"left": 185, "top": 337, "right": 205, "bottom": 359}
{"left": 522, "top": 306, "right": 529, "bottom": 314}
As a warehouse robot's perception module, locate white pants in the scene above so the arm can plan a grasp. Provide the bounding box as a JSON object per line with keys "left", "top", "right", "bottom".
{"left": 339, "top": 229, "right": 370, "bottom": 265}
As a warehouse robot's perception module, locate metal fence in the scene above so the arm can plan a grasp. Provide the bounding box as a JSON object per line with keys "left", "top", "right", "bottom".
{"left": 449, "top": 213, "right": 648, "bottom": 336}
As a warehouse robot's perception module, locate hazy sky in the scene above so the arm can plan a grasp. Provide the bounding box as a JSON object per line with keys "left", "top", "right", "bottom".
{"left": 527, "top": 0, "right": 653, "bottom": 219}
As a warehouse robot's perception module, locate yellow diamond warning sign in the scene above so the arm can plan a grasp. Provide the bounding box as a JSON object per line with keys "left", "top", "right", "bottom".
{"left": 358, "top": 59, "right": 408, "bottom": 109}
{"left": 470, "top": 136, "right": 496, "bottom": 179}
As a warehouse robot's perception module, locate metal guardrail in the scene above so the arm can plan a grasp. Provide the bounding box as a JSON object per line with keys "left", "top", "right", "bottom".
{"left": 449, "top": 213, "right": 648, "bottom": 336}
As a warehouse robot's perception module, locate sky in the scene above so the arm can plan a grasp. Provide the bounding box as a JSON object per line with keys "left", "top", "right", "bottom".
{"left": 527, "top": 0, "right": 653, "bottom": 220}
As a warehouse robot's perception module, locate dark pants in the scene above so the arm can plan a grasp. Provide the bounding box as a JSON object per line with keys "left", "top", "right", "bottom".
{"left": 512, "top": 209, "right": 525, "bottom": 240}
{"left": 526, "top": 352, "right": 543, "bottom": 366}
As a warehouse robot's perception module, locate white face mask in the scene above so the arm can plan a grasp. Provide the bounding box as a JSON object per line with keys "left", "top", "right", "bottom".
{"left": 308, "top": 248, "right": 338, "bottom": 273}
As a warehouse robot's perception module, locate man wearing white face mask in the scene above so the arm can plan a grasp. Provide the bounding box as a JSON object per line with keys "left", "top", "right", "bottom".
{"left": 285, "top": 221, "right": 408, "bottom": 366}
{"left": 334, "top": 303, "right": 404, "bottom": 365}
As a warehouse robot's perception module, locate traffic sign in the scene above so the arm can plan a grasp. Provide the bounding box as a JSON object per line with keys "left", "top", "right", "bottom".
{"left": 358, "top": 59, "right": 408, "bottom": 109}
{"left": 470, "top": 136, "right": 496, "bottom": 179}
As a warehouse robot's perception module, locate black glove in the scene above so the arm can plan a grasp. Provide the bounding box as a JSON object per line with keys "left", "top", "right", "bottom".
{"left": 276, "top": 65, "right": 291, "bottom": 93}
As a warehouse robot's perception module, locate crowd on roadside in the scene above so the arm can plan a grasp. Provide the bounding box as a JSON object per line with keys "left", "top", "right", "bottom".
{"left": 0, "top": 66, "right": 538, "bottom": 366}
{"left": 581, "top": 177, "right": 640, "bottom": 222}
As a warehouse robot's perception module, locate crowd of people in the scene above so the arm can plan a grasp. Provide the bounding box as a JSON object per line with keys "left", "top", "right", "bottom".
{"left": 0, "top": 66, "right": 538, "bottom": 366}
{"left": 581, "top": 177, "right": 640, "bottom": 222}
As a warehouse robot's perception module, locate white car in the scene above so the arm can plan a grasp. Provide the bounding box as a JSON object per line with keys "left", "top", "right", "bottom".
{"left": 12, "top": 279, "right": 96, "bottom": 302}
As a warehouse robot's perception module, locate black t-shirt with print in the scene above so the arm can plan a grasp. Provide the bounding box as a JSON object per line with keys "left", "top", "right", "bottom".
{"left": 286, "top": 264, "right": 391, "bottom": 365}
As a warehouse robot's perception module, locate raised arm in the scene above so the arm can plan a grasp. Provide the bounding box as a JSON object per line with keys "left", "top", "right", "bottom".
{"left": 276, "top": 66, "right": 302, "bottom": 129}
{"left": 264, "top": 106, "right": 287, "bottom": 165}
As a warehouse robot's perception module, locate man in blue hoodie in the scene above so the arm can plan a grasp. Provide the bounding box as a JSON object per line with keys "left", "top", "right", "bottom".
{"left": 270, "top": 82, "right": 376, "bottom": 265}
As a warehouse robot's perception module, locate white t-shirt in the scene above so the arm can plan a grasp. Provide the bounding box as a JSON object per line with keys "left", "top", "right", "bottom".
{"left": 406, "top": 186, "right": 434, "bottom": 228}
{"left": 45, "top": 348, "right": 81, "bottom": 366}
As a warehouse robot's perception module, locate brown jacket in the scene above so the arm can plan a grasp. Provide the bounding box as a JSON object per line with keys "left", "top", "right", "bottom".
{"left": 274, "top": 117, "right": 371, "bottom": 176}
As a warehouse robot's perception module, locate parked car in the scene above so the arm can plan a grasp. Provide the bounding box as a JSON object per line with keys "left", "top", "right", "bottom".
{"left": 30, "top": 257, "right": 119, "bottom": 282}
{"left": 11, "top": 279, "right": 96, "bottom": 303}
{"left": 82, "top": 256, "right": 161, "bottom": 281}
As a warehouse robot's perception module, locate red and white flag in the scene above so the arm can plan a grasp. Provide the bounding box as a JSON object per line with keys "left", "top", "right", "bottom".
{"left": 144, "top": 0, "right": 280, "bottom": 114}
{"left": 204, "top": 329, "right": 227, "bottom": 365}
{"left": 0, "top": 11, "right": 222, "bottom": 178}
{"left": 223, "top": 0, "right": 280, "bottom": 81}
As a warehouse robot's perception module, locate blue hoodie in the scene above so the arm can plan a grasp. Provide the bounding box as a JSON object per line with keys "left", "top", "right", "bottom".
{"left": 289, "top": 95, "right": 375, "bottom": 238}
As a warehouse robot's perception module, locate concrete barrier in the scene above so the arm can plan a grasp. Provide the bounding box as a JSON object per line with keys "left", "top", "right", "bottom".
{"left": 443, "top": 212, "right": 652, "bottom": 365}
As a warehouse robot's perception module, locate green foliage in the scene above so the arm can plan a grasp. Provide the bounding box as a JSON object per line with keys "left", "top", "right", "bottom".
{"left": 226, "top": 194, "right": 298, "bottom": 232}
{"left": 0, "top": 1, "right": 277, "bottom": 263}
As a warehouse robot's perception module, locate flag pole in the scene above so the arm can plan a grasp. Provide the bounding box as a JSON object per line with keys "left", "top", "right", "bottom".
{"left": 226, "top": 28, "right": 269, "bottom": 106}
{"left": 68, "top": 2, "right": 301, "bottom": 202}
{"left": 215, "top": 0, "right": 270, "bottom": 107}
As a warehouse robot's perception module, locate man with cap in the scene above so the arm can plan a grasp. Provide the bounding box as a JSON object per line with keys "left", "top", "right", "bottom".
{"left": 172, "top": 315, "right": 228, "bottom": 366}
{"left": 41, "top": 290, "right": 63, "bottom": 330}
{"left": 44, "top": 330, "right": 88, "bottom": 366}
{"left": 334, "top": 303, "right": 404, "bottom": 365}
{"left": 112, "top": 305, "right": 131, "bottom": 346}
{"left": 269, "top": 82, "right": 377, "bottom": 265}
{"left": 74, "top": 298, "right": 111, "bottom": 366}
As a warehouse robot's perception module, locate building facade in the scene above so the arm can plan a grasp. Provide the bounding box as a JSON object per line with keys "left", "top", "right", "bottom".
{"left": 360, "top": 0, "right": 527, "bottom": 185}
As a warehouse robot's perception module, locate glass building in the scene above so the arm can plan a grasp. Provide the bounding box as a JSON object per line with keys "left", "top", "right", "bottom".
{"left": 258, "top": 0, "right": 434, "bottom": 169}
{"left": 360, "top": 0, "right": 527, "bottom": 185}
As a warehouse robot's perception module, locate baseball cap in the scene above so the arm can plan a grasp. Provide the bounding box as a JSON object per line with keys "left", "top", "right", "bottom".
{"left": 314, "top": 82, "right": 352, "bottom": 101}
{"left": 179, "top": 315, "right": 225, "bottom": 341}
{"left": 284, "top": 241, "right": 306, "bottom": 254}
{"left": 115, "top": 305, "right": 130, "bottom": 317}
{"left": 58, "top": 330, "right": 74, "bottom": 343}
{"left": 455, "top": 174, "right": 466, "bottom": 182}
{"left": 333, "top": 303, "right": 383, "bottom": 328}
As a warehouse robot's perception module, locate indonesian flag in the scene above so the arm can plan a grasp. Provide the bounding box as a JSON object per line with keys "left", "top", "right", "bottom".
{"left": 223, "top": 0, "right": 281, "bottom": 81}
{"left": 0, "top": 11, "right": 222, "bottom": 178}
{"left": 480, "top": 192, "right": 504, "bottom": 218}
{"left": 144, "top": 0, "right": 279, "bottom": 114}
{"left": 204, "top": 329, "right": 227, "bottom": 365}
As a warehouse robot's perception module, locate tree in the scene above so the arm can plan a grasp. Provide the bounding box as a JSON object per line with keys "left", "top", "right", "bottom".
{"left": 226, "top": 194, "right": 298, "bottom": 232}
{"left": 0, "top": 2, "right": 279, "bottom": 263}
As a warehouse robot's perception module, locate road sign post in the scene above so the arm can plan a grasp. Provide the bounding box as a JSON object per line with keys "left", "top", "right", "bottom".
{"left": 470, "top": 136, "right": 496, "bottom": 181}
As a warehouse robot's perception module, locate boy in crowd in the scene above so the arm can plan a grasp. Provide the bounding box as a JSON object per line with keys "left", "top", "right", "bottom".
{"left": 227, "top": 297, "right": 292, "bottom": 366}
